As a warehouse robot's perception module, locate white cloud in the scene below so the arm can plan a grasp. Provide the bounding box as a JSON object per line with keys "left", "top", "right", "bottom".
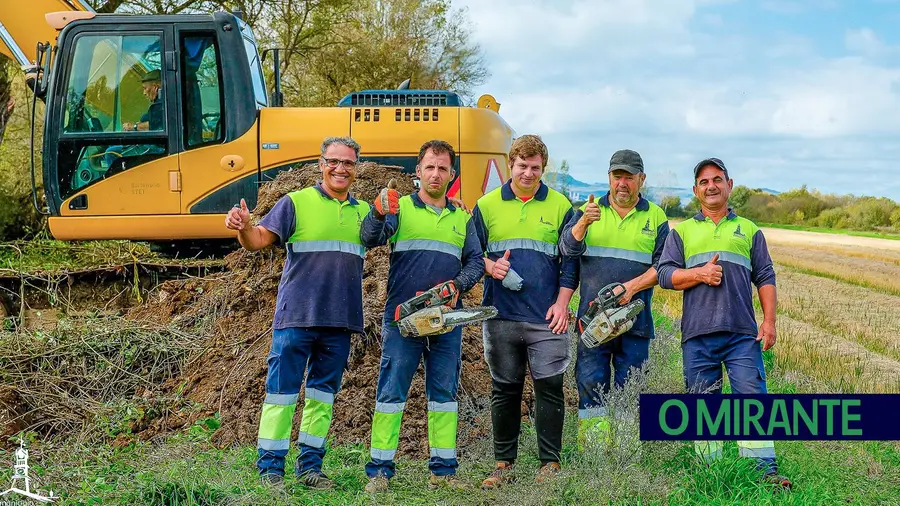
{"left": 845, "top": 28, "right": 899, "bottom": 58}
{"left": 452, "top": 0, "right": 900, "bottom": 199}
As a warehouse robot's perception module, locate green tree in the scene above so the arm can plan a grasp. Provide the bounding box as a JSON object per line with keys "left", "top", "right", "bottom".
{"left": 729, "top": 185, "right": 756, "bottom": 212}
{"left": 684, "top": 196, "right": 701, "bottom": 216}
{"left": 660, "top": 195, "right": 683, "bottom": 218}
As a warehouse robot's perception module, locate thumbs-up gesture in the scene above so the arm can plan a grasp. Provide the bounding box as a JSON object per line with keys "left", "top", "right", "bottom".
{"left": 697, "top": 253, "right": 723, "bottom": 286}
{"left": 225, "top": 198, "right": 251, "bottom": 231}
{"left": 375, "top": 178, "right": 400, "bottom": 217}
{"left": 491, "top": 250, "right": 511, "bottom": 280}
{"left": 580, "top": 194, "right": 601, "bottom": 225}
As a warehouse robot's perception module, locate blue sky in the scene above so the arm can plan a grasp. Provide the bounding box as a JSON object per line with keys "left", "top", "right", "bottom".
{"left": 453, "top": 0, "right": 900, "bottom": 200}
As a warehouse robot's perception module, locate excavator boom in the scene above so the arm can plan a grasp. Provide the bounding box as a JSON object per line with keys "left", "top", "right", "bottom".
{"left": 0, "top": 0, "right": 93, "bottom": 66}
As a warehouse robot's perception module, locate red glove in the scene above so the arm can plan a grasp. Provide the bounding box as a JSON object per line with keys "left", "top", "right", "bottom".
{"left": 375, "top": 178, "right": 400, "bottom": 216}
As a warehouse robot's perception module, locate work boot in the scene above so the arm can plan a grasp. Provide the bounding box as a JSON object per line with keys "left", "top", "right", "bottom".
{"left": 364, "top": 473, "right": 389, "bottom": 493}
{"left": 297, "top": 471, "right": 334, "bottom": 490}
{"left": 762, "top": 472, "right": 793, "bottom": 491}
{"left": 481, "top": 461, "right": 514, "bottom": 489}
{"left": 535, "top": 462, "right": 561, "bottom": 484}
{"left": 429, "top": 473, "right": 469, "bottom": 490}
{"left": 259, "top": 472, "right": 284, "bottom": 486}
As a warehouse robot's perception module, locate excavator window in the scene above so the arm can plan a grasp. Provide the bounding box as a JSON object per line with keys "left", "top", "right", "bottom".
{"left": 58, "top": 33, "right": 169, "bottom": 198}
{"left": 63, "top": 34, "right": 165, "bottom": 134}
{"left": 180, "top": 33, "right": 224, "bottom": 148}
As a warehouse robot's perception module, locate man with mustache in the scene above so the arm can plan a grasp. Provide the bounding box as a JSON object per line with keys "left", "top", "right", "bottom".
{"left": 473, "top": 134, "right": 578, "bottom": 487}
{"left": 225, "top": 137, "right": 370, "bottom": 490}
{"left": 657, "top": 157, "right": 792, "bottom": 490}
{"left": 362, "top": 140, "right": 485, "bottom": 493}
{"left": 559, "top": 149, "right": 669, "bottom": 448}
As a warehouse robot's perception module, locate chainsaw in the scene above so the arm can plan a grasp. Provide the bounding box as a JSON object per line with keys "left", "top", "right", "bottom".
{"left": 579, "top": 282, "right": 645, "bottom": 348}
{"left": 394, "top": 280, "right": 498, "bottom": 337}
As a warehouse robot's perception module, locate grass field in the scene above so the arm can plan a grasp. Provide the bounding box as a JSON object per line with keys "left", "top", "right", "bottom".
{"left": 3, "top": 227, "right": 900, "bottom": 505}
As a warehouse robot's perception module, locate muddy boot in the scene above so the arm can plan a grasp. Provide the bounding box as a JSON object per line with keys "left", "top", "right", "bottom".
{"left": 481, "top": 461, "right": 514, "bottom": 489}
{"left": 297, "top": 471, "right": 334, "bottom": 490}
{"left": 535, "top": 462, "right": 561, "bottom": 484}
{"left": 762, "top": 472, "right": 792, "bottom": 492}
{"left": 365, "top": 473, "right": 389, "bottom": 493}
{"left": 260, "top": 472, "right": 284, "bottom": 487}
{"left": 429, "top": 473, "right": 469, "bottom": 491}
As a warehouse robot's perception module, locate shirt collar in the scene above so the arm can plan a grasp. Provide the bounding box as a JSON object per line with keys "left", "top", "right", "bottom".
{"left": 693, "top": 208, "right": 737, "bottom": 221}
{"left": 598, "top": 192, "right": 650, "bottom": 211}
{"left": 411, "top": 191, "right": 456, "bottom": 212}
{"left": 501, "top": 180, "right": 549, "bottom": 201}
{"left": 314, "top": 181, "right": 359, "bottom": 205}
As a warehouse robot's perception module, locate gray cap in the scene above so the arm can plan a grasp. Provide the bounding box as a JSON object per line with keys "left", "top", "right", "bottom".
{"left": 693, "top": 157, "right": 729, "bottom": 179}
{"left": 142, "top": 69, "right": 161, "bottom": 82}
{"left": 609, "top": 149, "right": 644, "bottom": 174}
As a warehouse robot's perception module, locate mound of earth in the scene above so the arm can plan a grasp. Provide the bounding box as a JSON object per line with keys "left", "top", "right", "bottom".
{"left": 126, "top": 162, "right": 537, "bottom": 459}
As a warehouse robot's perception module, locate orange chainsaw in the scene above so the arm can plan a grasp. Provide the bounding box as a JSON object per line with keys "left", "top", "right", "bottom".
{"left": 393, "top": 281, "right": 498, "bottom": 337}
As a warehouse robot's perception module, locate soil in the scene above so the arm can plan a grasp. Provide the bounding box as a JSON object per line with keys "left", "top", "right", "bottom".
{"left": 125, "top": 162, "right": 523, "bottom": 459}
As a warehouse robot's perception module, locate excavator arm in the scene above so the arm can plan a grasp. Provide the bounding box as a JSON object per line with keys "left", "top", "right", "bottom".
{"left": 0, "top": 0, "right": 93, "bottom": 66}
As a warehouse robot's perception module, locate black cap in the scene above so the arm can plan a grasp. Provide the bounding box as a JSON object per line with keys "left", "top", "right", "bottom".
{"left": 608, "top": 149, "right": 644, "bottom": 174}
{"left": 693, "top": 157, "right": 729, "bottom": 179}
{"left": 142, "top": 69, "right": 161, "bottom": 82}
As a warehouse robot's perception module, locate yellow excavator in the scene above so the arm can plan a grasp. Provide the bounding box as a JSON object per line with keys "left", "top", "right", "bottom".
{"left": 0, "top": 1, "right": 514, "bottom": 245}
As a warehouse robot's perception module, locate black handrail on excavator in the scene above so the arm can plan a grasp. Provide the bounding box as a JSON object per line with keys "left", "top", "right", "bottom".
{"left": 29, "top": 41, "right": 52, "bottom": 216}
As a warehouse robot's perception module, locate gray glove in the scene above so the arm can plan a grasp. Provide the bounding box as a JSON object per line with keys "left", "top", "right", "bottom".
{"left": 502, "top": 267, "right": 524, "bottom": 291}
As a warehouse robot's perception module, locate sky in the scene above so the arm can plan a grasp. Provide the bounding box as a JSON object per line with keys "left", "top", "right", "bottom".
{"left": 452, "top": 0, "right": 900, "bottom": 199}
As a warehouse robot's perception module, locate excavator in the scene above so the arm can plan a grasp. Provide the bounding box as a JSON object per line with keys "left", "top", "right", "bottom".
{"left": 0, "top": 1, "right": 514, "bottom": 245}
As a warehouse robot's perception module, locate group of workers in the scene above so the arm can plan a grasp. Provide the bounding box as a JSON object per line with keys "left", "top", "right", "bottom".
{"left": 224, "top": 134, "right": 793, "bottom": 493}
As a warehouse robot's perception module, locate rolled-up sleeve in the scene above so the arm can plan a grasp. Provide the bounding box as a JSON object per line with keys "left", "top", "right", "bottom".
{"left": 454, "top": 219, "right": 486, "bottom": 292}
{"left": 472, "top": 205, "right": 490, "bottom": 253}
{"left": 360, "top": 209, "right": 398, "bottom": 248}
{"left": 557, "top": 208, "right": 579, "bottom": 290}
{"left": 750, "top": 229, "right": 776, "bottom": 288}
{"left": 652, "top": 221, "right": 671, "bottom": 268}
{"left": 559, "top": 210, "right": 587, "bottom": 256}
{"left": 656, "top": 229, "right": 685, "bottom": 290}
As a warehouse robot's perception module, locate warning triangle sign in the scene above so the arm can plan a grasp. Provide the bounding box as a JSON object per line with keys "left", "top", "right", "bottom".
{"left": 482, "top": 158, "right": 504, "bottom": 193}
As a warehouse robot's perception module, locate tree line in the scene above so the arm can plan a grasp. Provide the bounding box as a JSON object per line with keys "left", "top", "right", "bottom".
{"left": 660, "top": 186, "right": 900, "bottom": 234}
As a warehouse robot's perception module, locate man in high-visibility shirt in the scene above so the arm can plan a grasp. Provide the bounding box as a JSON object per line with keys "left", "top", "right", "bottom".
{"left": 361, "top": 140, "right": 485, "bottom": 493}
{"left": 560, "top": 149, "right": 669, "bottom": 447}
{"left": 225, "top": 136, "right": 370, "bottom": 489}
{"left": 656, "top": 157, "right": 792, "bottom": 490}
{"left": 473, "top": 134, "right": 578, "bottom": 487}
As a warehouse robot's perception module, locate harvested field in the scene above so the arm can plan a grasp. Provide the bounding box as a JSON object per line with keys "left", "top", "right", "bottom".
{"left": 768, "top": 243, "right": 900, "bottom": 296}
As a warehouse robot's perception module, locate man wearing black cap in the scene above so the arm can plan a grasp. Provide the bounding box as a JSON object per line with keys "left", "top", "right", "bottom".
{"left": 560, "top": 149, "right": 669, "bottom": 448}
{"left": 656, "top": 157, "right": 791, "bottom": 490}
{"left": 123, "top": 69, "right": 163, "bottom": 132}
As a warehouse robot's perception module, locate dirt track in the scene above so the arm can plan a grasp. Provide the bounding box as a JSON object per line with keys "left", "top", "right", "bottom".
{"left": 761, "top": 227, "right": 900, "bottom": 251}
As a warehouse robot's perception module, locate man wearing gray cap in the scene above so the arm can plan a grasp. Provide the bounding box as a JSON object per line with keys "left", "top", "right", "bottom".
{"left": 656, "top": 157, "right": 791, "bottom": 490}
{"left": 560, "top": 149, "right": 669, "bottom": 447}
{"left": 123, "top": 69, "right": 163, "bottom": 132}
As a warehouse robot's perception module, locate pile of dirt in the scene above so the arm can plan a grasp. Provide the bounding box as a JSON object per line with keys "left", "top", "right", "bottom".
{"left": 127, "top": 162, "right": 504, "bottom": 458}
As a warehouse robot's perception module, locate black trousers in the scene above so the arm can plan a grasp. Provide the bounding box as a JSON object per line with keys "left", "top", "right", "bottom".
{"left": 483, "top": 320, "right": 568, "bottom": 465}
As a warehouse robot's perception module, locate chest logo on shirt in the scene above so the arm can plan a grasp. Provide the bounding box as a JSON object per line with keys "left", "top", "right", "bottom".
{"left": 452, "top": 225, "right": 465, "bottom": 238}
{"left": 733, "top": 225, "right": 745, "bottom": 239}
{"left": 539, "top": 216, "right": 554, "bottom": 227}
{"left": 641, "top": 218, "right": 654, "bottom": 236}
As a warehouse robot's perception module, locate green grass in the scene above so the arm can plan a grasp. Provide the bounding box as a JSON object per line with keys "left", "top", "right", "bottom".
{"left": 5, "top": 299, "right": 900, "bottom": 505}
{"left": 757, "top": 222, "right": 900, "bottom": 241}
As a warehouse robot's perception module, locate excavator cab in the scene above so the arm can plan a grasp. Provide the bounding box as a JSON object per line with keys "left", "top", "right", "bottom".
{"left": 2, "top": 5, "right": 514, "bottom": 242}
